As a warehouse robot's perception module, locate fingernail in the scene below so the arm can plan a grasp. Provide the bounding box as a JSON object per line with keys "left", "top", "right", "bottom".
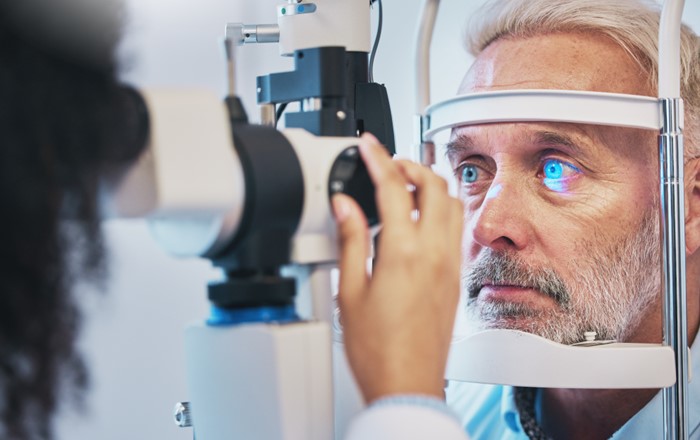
{"left": 358, "top": 139, "right": 371, "bottom": 157}
{"left": 332, "top": 194, "right": 351, "bottom": 222}
{"left": 358, "top": 140, "right": 379, "bottom": 177}
{"left": 361, "top": 132, "right": 380, "bottom": 144}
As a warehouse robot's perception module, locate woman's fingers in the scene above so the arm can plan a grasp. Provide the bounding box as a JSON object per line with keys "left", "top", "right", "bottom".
{"left": 333, "top": 193, "right": 371, "bottom": 309}
{"left": 357, "top": 135, "right": 415, "bottom": 233}
{"left": 396, "top": 160, "right": 451, "bottom": 232}
{"left": 334, "top": 136, "right": 465, "bottom": 404}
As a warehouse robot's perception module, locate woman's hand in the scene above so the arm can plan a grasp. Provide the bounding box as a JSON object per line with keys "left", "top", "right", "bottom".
{"left": 333, "top": 133, "right": 463, "bottom": 404}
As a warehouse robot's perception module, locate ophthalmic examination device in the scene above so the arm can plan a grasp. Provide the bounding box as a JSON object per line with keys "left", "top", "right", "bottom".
{"left": 102, "top": 0, "right": 692, "bottom": 438}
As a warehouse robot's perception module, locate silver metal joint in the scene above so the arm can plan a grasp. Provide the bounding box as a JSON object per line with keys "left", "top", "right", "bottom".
{"left": 173, "top": 401, "right": 193, "bottom": 428}
{"left": 661, "top": 97, "right": 684, "bottom": 134}
{"left": 225, "top": 23, "right": 245, "bottom": 46}
{"left": 226, "top": 23, "right": 280, "bottom": 45}
{"left": 302, "top": 97, "right": 322, "bottom": 112}
{"left": 260, "top": 104, "right": 276, "bottom": 127}
{"left": 244, "top": 24, "right": 280, "bottom": 44}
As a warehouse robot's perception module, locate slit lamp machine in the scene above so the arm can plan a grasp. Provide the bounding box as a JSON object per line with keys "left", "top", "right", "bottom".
{"left": 102, "top": 0, "right": 692, "bottom": 438}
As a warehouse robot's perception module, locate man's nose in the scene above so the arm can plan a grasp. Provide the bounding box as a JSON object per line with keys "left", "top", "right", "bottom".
{"left": 470, "top": 180, "right": 531, "bottom": 251}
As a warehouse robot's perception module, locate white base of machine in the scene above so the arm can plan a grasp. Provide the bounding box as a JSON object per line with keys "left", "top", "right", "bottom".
{"left": 446, "top": 330, "right": 677, "bottom": 388}
{"left": 184, "top": 321, "right": 333, "bottom": 440}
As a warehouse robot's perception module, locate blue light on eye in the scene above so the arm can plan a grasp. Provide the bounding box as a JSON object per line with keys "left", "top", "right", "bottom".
{"left": 543, "top": 159, "right": 564, "bottom": 180}
{"left": 542, "top": 159, "right": 580, "bottom": 193}
{"left": 462, "top": 165, "right": 478, "bottom": 183}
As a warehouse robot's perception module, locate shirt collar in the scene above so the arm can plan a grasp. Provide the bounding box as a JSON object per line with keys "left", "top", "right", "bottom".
{"left": 501, "top": 385, "right": 522, "bottom": 433}
{"left": 614, "top": 328, "right": 700, "bottom": 438}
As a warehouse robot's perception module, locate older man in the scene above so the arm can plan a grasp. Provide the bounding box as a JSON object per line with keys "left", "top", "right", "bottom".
{"left": 445, "top": 0, "right": 700, "bottom": 438}
{"left": 339, "top": 0, "right": 700, "bottom": 439}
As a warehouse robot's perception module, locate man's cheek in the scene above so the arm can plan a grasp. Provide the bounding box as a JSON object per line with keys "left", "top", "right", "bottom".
{"left": 461, "top": 215, "right": 481, "bottom": 264}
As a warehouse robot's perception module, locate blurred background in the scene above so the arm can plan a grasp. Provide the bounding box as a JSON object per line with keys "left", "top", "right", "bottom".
{"left": 55, "top": 1, "right": 700, "bottom": 438}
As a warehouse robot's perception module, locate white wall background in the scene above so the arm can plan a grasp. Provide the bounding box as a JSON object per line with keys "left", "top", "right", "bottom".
{"left": 56, "top": 1, "right": 700, "bottom": 439}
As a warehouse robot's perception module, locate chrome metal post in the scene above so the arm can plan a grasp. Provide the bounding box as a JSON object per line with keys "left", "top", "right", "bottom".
{"left": 414, "top": 0, "right": 440, "bottom": 166}
{"left": 223, "top": 38, "right": 236, "bottom": 97}
{"left": 260, "top": 104, "right": 276, "bottom": 126}
{"left": 660, "top": 97, "right": 689, "bottom": 440}
{"left": 414, "top": 114, "right": 435, "bottom": 166}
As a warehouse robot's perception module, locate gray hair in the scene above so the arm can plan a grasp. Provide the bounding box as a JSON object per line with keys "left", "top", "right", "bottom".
{"left": 466, "top": 0, "right": 700, "bottom": 156}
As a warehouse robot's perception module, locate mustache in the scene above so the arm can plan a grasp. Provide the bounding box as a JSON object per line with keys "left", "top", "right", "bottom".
{"left": 463, "top": 251, "right": 571, "bottom": 307}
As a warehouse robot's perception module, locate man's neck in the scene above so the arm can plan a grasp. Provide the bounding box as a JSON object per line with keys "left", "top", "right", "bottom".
{"left": 539, "top": 299, "right": 700, "bottom": 440}
{"left": 540, "top": 388, "right": 658, "bottom": 440}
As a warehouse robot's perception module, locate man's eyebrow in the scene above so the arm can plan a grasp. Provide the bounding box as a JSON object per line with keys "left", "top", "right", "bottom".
{"left": 534, "top": 131, "right": 587, "bottom": 156}
{"left": 445, "top": 132, "right": 476, "bottom": 162}
{"left": 444, "top": 127, "right": 592, "bottom": 162}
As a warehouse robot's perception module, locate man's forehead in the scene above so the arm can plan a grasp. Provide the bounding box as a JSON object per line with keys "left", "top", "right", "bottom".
{"left": 459, "top": 32, "right": 652, "bottom": 97}
{"left": 446, "top": 121, "right": 656, "bottom": 165}
{"left": 447, "top": 123, "right": 594, "bottom": 157}
{"left": 447, "top": 32, "right": 657, "bottom": 162}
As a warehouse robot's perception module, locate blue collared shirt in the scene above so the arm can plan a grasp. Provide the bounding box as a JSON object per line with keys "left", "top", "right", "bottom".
{"left": 446, "top": 333, "right": 700, "bottom": 439}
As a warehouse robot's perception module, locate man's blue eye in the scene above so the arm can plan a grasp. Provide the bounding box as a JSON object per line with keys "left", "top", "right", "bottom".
{"left": 542, "top": 158, "right": 581, "bottom": 192}
{"left": 543, "top": 159, "right": 564, "bottom": 179}
{"left": 461, "top": 165, "right": 479, "bottom": 183}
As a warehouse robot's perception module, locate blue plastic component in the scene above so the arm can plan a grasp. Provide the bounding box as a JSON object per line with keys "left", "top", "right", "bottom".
{"left": 294, "top": 3, "right": 317, "bottom": 14}
{"left": 207, "top": 305, "right": 300, "bottom": 326}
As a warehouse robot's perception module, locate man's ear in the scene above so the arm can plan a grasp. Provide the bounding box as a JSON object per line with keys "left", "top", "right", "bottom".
{"left": 685, "top": 157, "right": 700, "bottom": 255}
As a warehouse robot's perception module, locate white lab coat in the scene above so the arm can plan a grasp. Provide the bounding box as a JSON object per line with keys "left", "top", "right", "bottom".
{"left": 346, "top": 405, "right": 469, "bottom": 439}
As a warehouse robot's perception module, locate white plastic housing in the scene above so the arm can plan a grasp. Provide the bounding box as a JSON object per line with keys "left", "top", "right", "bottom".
{"left": 103, "top": 100, "right": 364, "bottom": 262}
{"left": 103, "top": 89, "right": 246, "bottom": 257}
{"left": 184, "top": 321, "right": 333, "bottom": 440}
{"left": 423, "top": 89, "right": 665, "bottom": 142}
{"left": 446, "top": 330, "right": 676, "bottom": 389}
{"left": 283, "top": 128, "right": 362, "bottom": 265}
{"left": 278, "top": 0, "right": 371, "bottom": 56}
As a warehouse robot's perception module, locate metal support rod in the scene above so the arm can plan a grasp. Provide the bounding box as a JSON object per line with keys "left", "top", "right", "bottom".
{"left": 414, "top": 0, "right": 440, "bottom": 164}
{"left": 660, "top": 97, "right": 689, "bottom": 440}
{"left": 414, "top": 0, "right": 440, "bottom": 115}
{"left": 223, "top": 38, "right": 236, "bottom": 97}
{"left": 260, "top": 104, "right": 276, "bottom": 127}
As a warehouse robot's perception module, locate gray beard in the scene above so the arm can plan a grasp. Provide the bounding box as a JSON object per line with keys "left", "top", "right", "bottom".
{"left": 462, "top": 211, "right": 660, "bottom": 345}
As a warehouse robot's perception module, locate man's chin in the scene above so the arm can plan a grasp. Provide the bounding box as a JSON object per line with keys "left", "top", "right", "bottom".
{"left": 468, "top": 298, "right": 544, "bottom": 321}
{"left": 472, "top": 315, "right": 543, "bottom": 333}
{"left": 465, "top": 304, "right": 577, "bottom": 344}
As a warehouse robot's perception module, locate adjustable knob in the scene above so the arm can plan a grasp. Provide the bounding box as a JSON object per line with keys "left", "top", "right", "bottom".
{"left": 328, "top": 146, "right": 378, "bottom": 226}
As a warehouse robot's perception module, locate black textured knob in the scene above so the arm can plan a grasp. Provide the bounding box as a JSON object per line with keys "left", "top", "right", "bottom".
{"left": 328, "top": 146, "right": 378, "bottom": 226}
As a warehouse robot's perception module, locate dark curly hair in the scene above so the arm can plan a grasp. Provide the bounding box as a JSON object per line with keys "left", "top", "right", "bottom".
{"left": 0, "top": 2, "right": 145, "bottom": 438}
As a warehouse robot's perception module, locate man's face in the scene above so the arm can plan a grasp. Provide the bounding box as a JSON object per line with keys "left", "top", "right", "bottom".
{"left": 451, "top": 32, "right": 663, "bottom": 344}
